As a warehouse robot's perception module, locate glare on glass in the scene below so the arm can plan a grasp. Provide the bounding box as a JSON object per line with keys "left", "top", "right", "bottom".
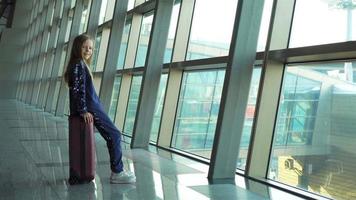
{"left": 98, "top": 0, "right": 108, "bottom": 25}
{"left": 186, "top": 0, "right": 238, "bottom": 60}
{"left": 257, "top": 0, "right": 273, "bottom": 52}
{"left": 290, "top": 0, "right": 356, "bottom": 47}
{"left": 127, "top": 0, "right": 135, "bottom": 11}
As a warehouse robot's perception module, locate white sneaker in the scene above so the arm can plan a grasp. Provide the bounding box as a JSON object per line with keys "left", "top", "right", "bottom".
{"left": 110, "top": 171, "right": 136, "bottom": 184}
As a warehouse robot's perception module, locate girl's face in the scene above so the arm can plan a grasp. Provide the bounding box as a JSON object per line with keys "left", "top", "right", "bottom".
{"left": 81, "top": 39, "right": 93, "bottom": 61}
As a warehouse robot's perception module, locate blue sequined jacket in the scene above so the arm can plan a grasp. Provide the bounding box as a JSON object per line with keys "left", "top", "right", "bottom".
{"left": 68, "top": 59, "right": 104, "bottom": 116}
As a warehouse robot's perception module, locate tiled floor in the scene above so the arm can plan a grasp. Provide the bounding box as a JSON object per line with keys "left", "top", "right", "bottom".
{"left": 0, "top": 100, "right": 306, "bottom": 199}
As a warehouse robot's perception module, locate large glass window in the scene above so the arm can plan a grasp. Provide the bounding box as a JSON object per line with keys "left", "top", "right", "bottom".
{"left": 186, "top": 0, "right": 238, "bottom": 60}
{"left": 109, "top": 76, "right": 122, "bottom": 121}
{"left": 290, "top": 0, "right": 356, "bottom": 48}
{"left": 135, "top": 12, "right": 154, "bottom": 67}
{"left": 164, "top": 0, "right": 181, "bottom": 63}
{"left": 123, "top": 75, "right": 143, "bottom": 136}
{"left": 150, "top": 74, "right": 168, "bottom": 143}
{"left": 269, "top": 61, "right": 356, "bottom": 200}
{"left": 172, "top": 70, "right": 225, "bottom": 159}
{"left": 117, "top": 20, "right": 132, "bottom": 69}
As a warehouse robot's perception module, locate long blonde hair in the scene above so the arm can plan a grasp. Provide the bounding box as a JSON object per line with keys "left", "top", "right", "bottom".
{"left": 64, "top": 34, "right": 93, "bottom": 85}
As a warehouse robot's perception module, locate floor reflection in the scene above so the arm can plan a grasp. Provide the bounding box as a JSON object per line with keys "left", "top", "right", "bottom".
{"left": 0, "top": 100, "right": 307, "bottom": 200}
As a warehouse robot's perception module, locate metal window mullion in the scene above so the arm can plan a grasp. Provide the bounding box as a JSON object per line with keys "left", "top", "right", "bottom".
{"left": 96, "top": 28, "right": 110, "bottom": 72}
{"left": 124, "top": 13, "right": 143, "bottom": 69}
{"left": 207, "top": 0, "right": 265, "bottom": 180}
{"left": 131, "top": 0, "right": 174, "bottom": 148}
{"left": 98, "top": 0, "right": 129, "bottom": 112}
{"left": 157, "top": 68, "right": 183, "bottom": 147}
{"left": 246, "top": 0, "right": 296, "bottom": 181}
{"left": 115, "top": 73, "right": 133, "bottom": 130}
{"left": 86, "top": 0, "right": 102, "bottom": 37}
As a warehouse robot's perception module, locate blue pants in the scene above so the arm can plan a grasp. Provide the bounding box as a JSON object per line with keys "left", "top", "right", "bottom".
{"left": 92, "top": 109, "right": 123, "bottom": 173}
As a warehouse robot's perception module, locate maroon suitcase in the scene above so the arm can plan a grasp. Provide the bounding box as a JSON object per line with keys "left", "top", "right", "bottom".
{"left": 68, "top": 115, "right": 96, "bottom": 184}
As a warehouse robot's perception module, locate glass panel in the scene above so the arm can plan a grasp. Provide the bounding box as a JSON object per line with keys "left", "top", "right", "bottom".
{"left": 71, "top": 0, "right": 76, "bottom": 8}
{"left": 123, "top": 76, "right": 143, "bottom": 136}
{"left": 290, "top": 0, "right": 356, "bottom": 48}
{"left": 79, "top": 0, "right": 91, "bottom": 34}
{"left": 127, "top": 0, "right": 135, "bottom": 11}
{"left": 186, "top": 0, "right": 238, "bottom": 60}
{"left": 269, "top": 61, "right": 356, "bottom": 200}
{"left": 135, "top": 13, "right": 154, "bottom": 67}
{"left": 257, "top": 0, "right": 273, "bottom": 52}
{"left": 98, "top": 0, "right": 108, "bottom": 25}
{"left": 59, "top": 1, "right": 64, "bottom": 18}
{"left": 104, "top": 0, "right": 115, "bottom": 22}
{"left": 150, "top": 74, "right": 168, "bottom": 143}
{"left": 237, "top": 67, "right": 262, "bottom": 170}
{"left": 109, "top": 76, "right": 122, "bottom": 121}
{"left": 92, "top": 32, "right": 102, "bottom": 71}
{"left": 164, "top": 1, "right": 181, "bottom": 63}
{"left": 172, "top": 70, "right": 225, "bottom": 159}
{"left": 117, "top": 20, "right": 132, "bottom": 69}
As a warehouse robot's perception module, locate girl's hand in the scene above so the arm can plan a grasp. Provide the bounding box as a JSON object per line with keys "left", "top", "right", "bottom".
{"left": 83, "top": 112, "right": 93, "bottom": 124}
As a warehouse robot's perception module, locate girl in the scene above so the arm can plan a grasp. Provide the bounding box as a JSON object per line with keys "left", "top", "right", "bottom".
{"left": 64, "top": 34, "right": 136, "bottom": 184}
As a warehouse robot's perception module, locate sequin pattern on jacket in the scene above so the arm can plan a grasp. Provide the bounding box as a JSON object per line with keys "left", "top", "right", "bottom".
{"left": 69, "top": 60, "right": 88, "bottom": 115}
